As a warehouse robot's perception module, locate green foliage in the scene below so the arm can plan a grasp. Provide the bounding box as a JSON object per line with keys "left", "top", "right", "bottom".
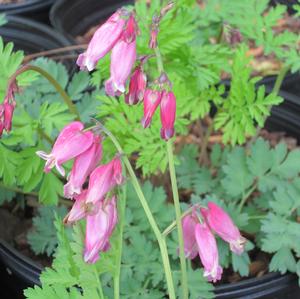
{"left": 214, "top": 45, "right": 283, "bottom": 145}
{"left": 0, "top": 55, "right": 99, "bottom": 205}
{"left": 0, "top": 37, "right": 23, "bottom": 99}
{"left": 27, "top": 206, "right": 69, "bottom": 256}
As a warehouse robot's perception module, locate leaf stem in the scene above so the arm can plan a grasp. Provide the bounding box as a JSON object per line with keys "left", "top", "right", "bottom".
{"left": 100, "top": 126, "right": 176, "bottom": 299}
{"left": 248, "top": 65, "right": 290, "bottom": 145}
{"left": 114, "top": 184, "right": 127, "bottom": 299}
{"left": 272, "top": 65, "right": 290, "bottom": 95}
{"left": 8, "top": 64, "right": 80, "bottom": 120}
{"left": 167, "top": 140, "right": 189, "bottom": 299}
{"left": 238, "top": 183, "right": 257, "bottom": 212}
{"left": 199, "top": 121, "right": 214, "bottom": 165}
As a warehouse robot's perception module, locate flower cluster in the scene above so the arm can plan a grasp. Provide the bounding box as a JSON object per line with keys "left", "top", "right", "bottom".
{"left": 36, "top": 122, "right": 123, "bottom": 263}
{"left": 77, "top": 9, "right": 138, "bottom": 97}
{"left": 77, "top": 8, "right": 176, "bottom": 140}
{"left": 182, "top": 202, "right": 246, "bottom": 282}
{"left": 0, "top": 81, "right": 17, "bottom": 137}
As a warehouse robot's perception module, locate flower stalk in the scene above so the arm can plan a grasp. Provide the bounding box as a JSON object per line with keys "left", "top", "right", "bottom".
{"left": 8, "top": 65, "right": 80, "bottom": 120}
{"left": 114, "top": 184, "right": 127, "bottom": 299}
{"left": 100, "top": 125, "right": 176, "bottom": 299}
{"left": 167, "top": 140, "right": 189, "bottom": 299}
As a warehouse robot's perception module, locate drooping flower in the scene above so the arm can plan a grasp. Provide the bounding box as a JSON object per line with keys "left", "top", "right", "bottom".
{"left": 195, "top": 222, "right": 223, "bottom": 283}
{"left": 0, "top": 81, "right": 17, "bottom": 137}
{"left": 36, "top": 122, "right": 94, "bottom": 176}
{"left": 63, "top": 190, "right": 99, "bottom": 224}
{"left": 64, "top": 135, "right": 102, "bottom": 199}
{"left": 182, "top": 212, "right": 198, "bottom": 259}
{"left": 160, "top": 91, "right": 176, "bottom": 140}
{"left": 125, "top": 66, "right": 147, "bottom": 105}
{"left": 122, "top": 14, "right": 138, "bottom": 43}
{"left": 105, "top": 39, "right": 136, "bottom": 96}
{"left": 85, "top": 157, "right": 123, "bottom": 205}
{"left": 141, "top": 89, "right": 162, "bottom": 128}
{"left": 3, "top": 102, "right": 15, "bottom": 132}
{"left": 76, "top": 10, "right": 126, "bottom": 71}
{"left": 201, "top": 202, "right": 246, "bottom": 255}
{"left": 84, "top": 196, "right": 118, "bottom": 263}
{"left": 0, "top": 104, "right": 5, "bottom": 137}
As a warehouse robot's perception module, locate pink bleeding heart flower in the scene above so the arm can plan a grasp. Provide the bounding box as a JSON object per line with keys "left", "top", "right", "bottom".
{"left": 125, "top": 66, "right": 147, "bottom": 105}
{"left": 201, "top": 202, "right": 246, "bottom": 255}
{"left": 122, "top": 14, "right": 138, "bottom": 43}
{"left": 85, "top": 157, "right": 123, "bottom": 205}
{"left": 105, "top": 39, "right": 136, "bottom": 96}
{"left": 3, "top": 102, "right": 15, "bottom": 132}
{"left": 0, "top": 80, "right": 18, "bottom": 136}
{"left": 195, "top": 222, "right": 223, "bottom": 283}
{"left": 141, "top": 89, "right": 162, "bottom": 128}
{"left": 0, "top": 104, "right": 5, "bottom": 137}
{"left": 63, "top": 190, "right": 99, "bottom": 224}
{"left": 64, "top": 135, "right": 102, "bottom": 199}
{"left": 36, "top": 122, "right": 94, "bottom": 176}
{"left": 182, "top": 212, "right": 198, "bottom": 259}
{"left": 76, "top": 10, "right": 126, "bottom": 71}
{"left": 84, "top": 196, "right": 118, "bottom": 263}
{"left": 160, "top": 91, "right": 176, "bottom": 140}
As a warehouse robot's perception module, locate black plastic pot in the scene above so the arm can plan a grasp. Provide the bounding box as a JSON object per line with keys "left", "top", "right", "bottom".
{"left": 0, "top": 16, "right": 73, "bottom": 69}
{"left": 270, "top": 0, "right": 298, "bottom": 14}
{"left": 0, "top": 0, "right": 55, "bottom": 24}
{"left": 221, "top": 72, "right": 300, "bottom": 94}
{"left": 50, "top": 0, "right": 133, "bottom": 44}
{"left": 1, "top": 92, "right": 300, "bottom": 298}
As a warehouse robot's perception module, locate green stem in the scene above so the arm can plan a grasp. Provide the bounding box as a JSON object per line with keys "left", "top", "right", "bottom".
{"left": 272, "top": 65, "right": 290, "bottom": 95}
{"left": 248, "top": 215, "right": 265, "bottom": 220}
{"left": 37, "top": 127, "right": 54, "bottom": 144}
{"left": 162, "top": 205, "right": 202, "bottom": 237}
{"left": 199, "top": 121, "right": 214, "bottom": 165}
{"left": 0, "top": 182, "right": 72, "bottom": 206}
{"left": 93, "top": 265, "right": 104, "bottom": 299}
{"left": 114, "top": 185, "right": 127, "bottom": 299}
{"left": 154, "top": 47, "right": 164, "bottom": 73}
{"left": 167, "top": 140, "right": 189, "bottom": 299}
{"left": 101, "top": 127, "right": 176, "bottom": 299}
{"left": 0, "top": 182, "right": 38, "bottom": 197}
{"left": 9, "top": 64, "right": 80, "bottom": 120}
{"left": 238, "top": 183, "right": 257, "bottom": 212}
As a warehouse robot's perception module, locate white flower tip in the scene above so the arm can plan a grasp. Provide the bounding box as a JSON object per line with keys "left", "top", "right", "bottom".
{"left": 55, "top": 162, "right": 65, "bottom": 177}
{"left": 36, "top": 151, "right": 49, "bottom": 160}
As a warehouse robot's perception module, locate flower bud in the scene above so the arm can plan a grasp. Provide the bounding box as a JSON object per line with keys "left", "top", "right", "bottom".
{"left": 160, "top": 91, "right": 176, "bottom": 140}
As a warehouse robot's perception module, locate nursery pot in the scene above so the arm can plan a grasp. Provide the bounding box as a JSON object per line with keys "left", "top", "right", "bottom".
{"left": 1, "top": 91, "right": 300, "bottom": 298}
{"left": 0, "top": 15, "right": 73, "bottom": 69}
{"left": 0, "top": 0, "right": 55, "bottom": 24}
{"left": 50, "top": 0, "right": 133, "bottom": 44}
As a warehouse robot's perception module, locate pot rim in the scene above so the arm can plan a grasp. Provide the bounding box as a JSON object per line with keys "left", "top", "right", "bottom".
{"left": 0, "top": 0, "right": 54, "bottom": 12}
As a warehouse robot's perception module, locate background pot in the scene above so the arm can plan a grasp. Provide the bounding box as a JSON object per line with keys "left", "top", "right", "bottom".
{"left": 0, "top": 15, "right": 73, "bottom": 70}
{"left": 50, "top": 0, "right": 133, "bottom": 44}
{"left": 1, "top": 90, "right": 300, "bottom": 298}
{"left": 0, "top": 0, "right": 55, "bottom": 24}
